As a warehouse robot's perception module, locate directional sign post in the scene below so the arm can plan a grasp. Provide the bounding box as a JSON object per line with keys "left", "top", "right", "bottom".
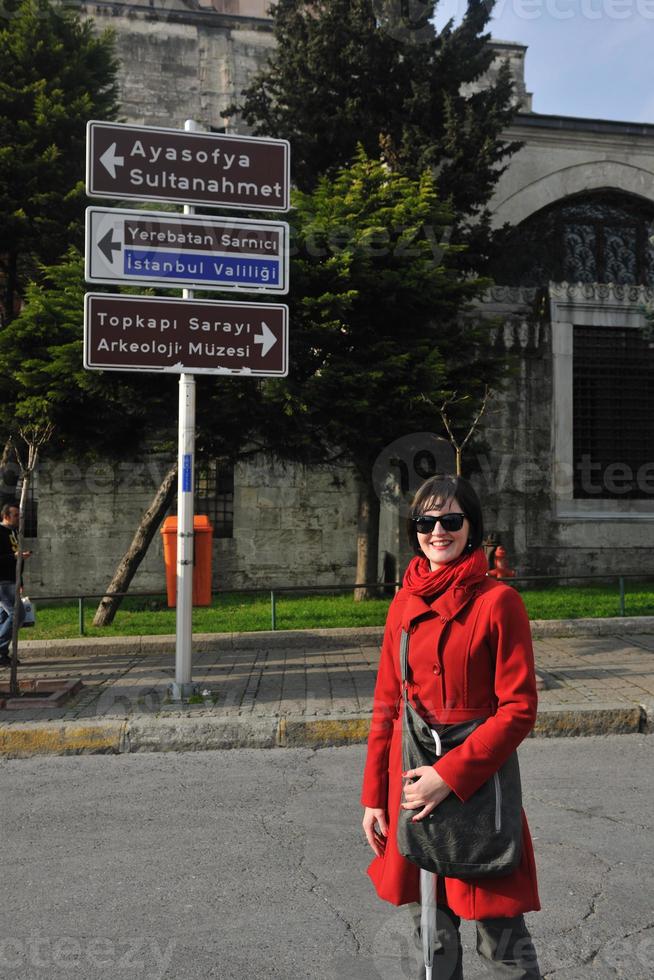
{"left": 176, "top": 121, "right": 198, "bottom": 702}
{"left": 86, "top": 207, "right": 289, "bottom": 293}
{"left": 84, "top": 118, "right": 291, "bottom": 702}
{"left": 86, "top": 120, "right": 290, "bottom": 211}
{"left": 84, "top": 294, "right": 288, "bottom": 376}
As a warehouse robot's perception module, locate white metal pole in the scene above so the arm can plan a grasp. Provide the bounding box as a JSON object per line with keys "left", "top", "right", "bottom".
{"left": 172, "top": 118, "right": 200, "bottom": 700}
{"left": 173, "top": 371, "right": 195, "bottom": 697}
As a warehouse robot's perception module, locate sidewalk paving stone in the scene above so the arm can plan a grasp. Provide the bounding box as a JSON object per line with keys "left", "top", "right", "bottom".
{"left": 0, "top": 617, "right": 652, "bottom": 756}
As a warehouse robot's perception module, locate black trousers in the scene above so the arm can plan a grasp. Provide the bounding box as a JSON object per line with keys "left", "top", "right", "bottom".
{"left": 410, "top": 902, "right": 542, "bottom": 979}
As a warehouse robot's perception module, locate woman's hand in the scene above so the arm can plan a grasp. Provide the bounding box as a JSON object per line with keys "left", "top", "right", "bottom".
{"left": 401, "top": 766, "right": 452, "bottom": 822}
{"left": 362, "top": 807, "right": 388, "bottom": 857}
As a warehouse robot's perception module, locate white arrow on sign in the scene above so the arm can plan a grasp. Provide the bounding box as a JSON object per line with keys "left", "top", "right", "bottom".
{"left": 254, "top": 322, "right": 277, "bottom": 356}
{"left": 100, "top": 143, "right": 124, "bottom": 179}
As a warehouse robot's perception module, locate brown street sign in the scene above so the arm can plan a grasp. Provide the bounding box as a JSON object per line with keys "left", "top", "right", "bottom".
{"left": 84, "top": 294, "right": 288, "bottom": 377}
{"left": 86, "top": 121, "right": 290, "bottom": 211}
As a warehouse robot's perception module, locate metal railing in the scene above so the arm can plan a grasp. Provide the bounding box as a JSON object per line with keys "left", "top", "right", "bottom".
{"left": 26, "top": 581, "right": 399, "bottom": 636}
{"left": 504, "top": 573, "right": 653, "bottom": 618}
{"left": 24, "top": 571, "right": 654, "bottom": 636}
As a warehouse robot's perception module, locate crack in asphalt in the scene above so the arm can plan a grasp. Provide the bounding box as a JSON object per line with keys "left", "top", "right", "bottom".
{"left": 580, "top": 849, "right": 611, "bottom": 924}
{"left": 581, "top": 894, "right": 600, "bottom": 922}
{"left": 256, "top": 752, "right": 363, "bottom": 958}
{"left": 543, "top": 907, "right": 654, "bottom": 978}
{"left": 542, "top": 944, "right": 619, "bottom": 979}
{"left": 526, "top": 792, "right": 653, "bottom": 832}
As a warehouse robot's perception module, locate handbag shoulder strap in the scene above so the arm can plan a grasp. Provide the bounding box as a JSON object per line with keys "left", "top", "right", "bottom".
{"left": 400, "top": 629, "right": 410, "bottom": 704}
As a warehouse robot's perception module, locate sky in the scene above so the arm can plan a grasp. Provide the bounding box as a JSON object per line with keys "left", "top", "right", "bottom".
{"left": 434, "top": 0, "right": 654, "bottom": 124}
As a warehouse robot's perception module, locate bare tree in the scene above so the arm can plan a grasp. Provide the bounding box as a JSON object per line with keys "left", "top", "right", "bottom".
{"left": 9, "top": 423, "right": 54, "bottom": 696}
{"left": 439, "top": 387, "right": 493, "bottom": 476}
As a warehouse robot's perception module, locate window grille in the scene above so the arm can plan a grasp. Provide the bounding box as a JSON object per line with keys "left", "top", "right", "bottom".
{"left": 491, "top": 191, "right": 654, "bottom": 287}
{"left": 573, "top": 325, "right": 654, "bottom": 499}
{"left": 195, "top": 460, "right": 234, "bottom": 537}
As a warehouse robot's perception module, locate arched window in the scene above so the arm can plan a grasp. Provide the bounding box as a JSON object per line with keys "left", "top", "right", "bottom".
{"left": 491, "top": 191, "right": 654, "bottom": 287}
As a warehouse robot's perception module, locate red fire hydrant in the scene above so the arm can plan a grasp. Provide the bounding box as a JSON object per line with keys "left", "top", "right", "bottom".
{"left": 488, "top": 545, "right": 516, "bottom": 579}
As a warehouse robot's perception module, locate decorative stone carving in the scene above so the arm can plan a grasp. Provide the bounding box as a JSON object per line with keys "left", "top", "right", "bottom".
{"left": 484, "top": 286, "right": 539, "bottom": 304}
{"left": 549, "top": 281, "right": 654, "bottom": 305}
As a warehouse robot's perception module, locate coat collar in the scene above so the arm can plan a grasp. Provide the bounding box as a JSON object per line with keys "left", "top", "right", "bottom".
{"left": 400, "top": 580, "right": 486, "bottom": 629}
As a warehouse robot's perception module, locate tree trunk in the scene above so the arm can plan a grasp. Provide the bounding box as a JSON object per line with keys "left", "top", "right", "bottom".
{"left": 9, "top": 466, "right": 30, "bottom": 697}
{"left": 92, "top": 461, "right": 178, "bottom": 627}
{"left": 0, "top": 440, "right": 12, "bottom": 469}
{"left": 354, "top": 477, "right": 380, "bottom": 602}
{"left": 0, "top": 438, "right": 19, "bottom": 509}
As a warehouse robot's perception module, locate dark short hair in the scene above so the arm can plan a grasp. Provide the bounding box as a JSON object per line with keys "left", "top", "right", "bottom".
{"left": 1, "top": 503, "right": 19, "bottom": 520}
{"left": 406, "top": 474, "right": 484, "bottom": 556}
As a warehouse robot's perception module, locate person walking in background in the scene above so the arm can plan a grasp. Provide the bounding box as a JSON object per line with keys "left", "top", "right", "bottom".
{"left": 0, "top": 503, "right": 27, "bottom": 667}
{"left": 361, "top": 474, "right": 542, "bottom": 979}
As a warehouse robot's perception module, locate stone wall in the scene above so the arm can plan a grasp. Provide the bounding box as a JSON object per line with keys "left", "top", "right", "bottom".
{"left": 217, "top": 454, "right": 360, "bottom": 590}
{"left": 489, "top": 114, "right": 654, "bottom": 228}
{"left": 463, "top": 40, "right": 532, "bottom": 113}
{"left": 24, "top": 452, "right": 360, "bottom": 598}
{"left": 80, "top": 0, "right": 275, "bottom": 131}
{"left": 468, "top": 288, "right": 554, "bottom": 577}
{"left": 24, "top": 454, "right": 175, "bottom": 597}
{"left": 470, "top": 286, "right": 654, "bottom": 579}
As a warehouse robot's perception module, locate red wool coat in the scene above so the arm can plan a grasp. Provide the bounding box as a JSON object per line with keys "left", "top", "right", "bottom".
{"left": 361, "top": 577, "right": 541, "bottom": 920}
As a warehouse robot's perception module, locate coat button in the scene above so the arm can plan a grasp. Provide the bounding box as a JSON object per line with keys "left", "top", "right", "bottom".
{"left": 433, "top": 663, "right": 441, "bottom": 675}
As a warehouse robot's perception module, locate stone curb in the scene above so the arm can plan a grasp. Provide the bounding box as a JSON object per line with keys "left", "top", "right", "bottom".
{"left": 0, "top": 703, "right": 649, "bottom": 759}
{"left": 532, "top": 703, "right": 645, "bottom": 737}
{"left": 15, "top": 615, "right": 654, "bottom": 660}
{"left": 126, "top": 715, "right": 278, "bottom": 753}
{"left": 0, "top": 719, "right": 128, "bottom": 758}
{"left": 17, "top": 627, "right": 387, "bottom": 659}
{"left": 530, "top": 616, "right": 654, "bottom": 638}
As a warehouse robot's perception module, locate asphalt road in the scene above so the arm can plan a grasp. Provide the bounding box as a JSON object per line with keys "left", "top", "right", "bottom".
{"left": 0, "top": 736, "right": 652, "bottom": 980}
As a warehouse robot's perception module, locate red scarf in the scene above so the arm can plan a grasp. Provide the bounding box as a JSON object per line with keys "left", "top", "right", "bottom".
{"left": 403, "top": 548, "right": 488, "bottom": 598}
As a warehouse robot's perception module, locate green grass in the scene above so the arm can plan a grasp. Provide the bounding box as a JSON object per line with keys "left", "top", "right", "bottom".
{"left": 23, "top": 582, "right": 654, "bottom": 641}
{"left": 521, "top": 584, "right": 654, "bottom": 620}
{"left": 25, "top": 591, "right": 394, "bottom": 640}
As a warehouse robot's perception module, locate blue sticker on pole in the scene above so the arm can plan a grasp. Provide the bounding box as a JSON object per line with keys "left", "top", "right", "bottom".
{"left": 182, "top": 454, "right": 192, "bottom": 492}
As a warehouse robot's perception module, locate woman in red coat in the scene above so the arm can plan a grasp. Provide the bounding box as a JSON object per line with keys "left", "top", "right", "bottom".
{"left": 361, "top": 474, "right": 542, "bottom": 979}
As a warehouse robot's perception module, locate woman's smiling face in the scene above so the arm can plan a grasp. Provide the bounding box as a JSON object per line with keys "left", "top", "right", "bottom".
{"left": 416, "top": 496, "right": 470, "bottom": 570}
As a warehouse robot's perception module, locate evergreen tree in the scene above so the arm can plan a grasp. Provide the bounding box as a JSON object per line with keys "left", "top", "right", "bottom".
{"left": 0, "top": 249, "right": 170, "bottom": 455}
{"left": 263, "top": 150, "right": 508, "bottom": 591}
{"left": 0, "top": 247, "right": 268, "bottom": 618}
{"left": 0, "top": 247, "right": 266, "bottom": 461}
{"left": 0, "top": 0, "right": 119, "bottom": 321}
{"left": 231, "top": 0, "right": 520, "bottom": 223}
{"left": 231, "top": 1, "right": 519, "bottom": 587}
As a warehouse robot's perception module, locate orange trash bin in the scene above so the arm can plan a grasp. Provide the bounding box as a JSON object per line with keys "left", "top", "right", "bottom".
{"left": 160, "top": 515, "right": 214, "bottom": 607}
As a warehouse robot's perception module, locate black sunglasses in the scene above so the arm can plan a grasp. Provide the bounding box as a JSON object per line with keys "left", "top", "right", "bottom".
{"left": 412, "top": 513, "right": 466, "bottom": 534}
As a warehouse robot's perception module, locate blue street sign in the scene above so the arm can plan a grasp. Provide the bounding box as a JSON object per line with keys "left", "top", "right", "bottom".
{"left": 182, "top": 454, "right": 193, "bottom": 493}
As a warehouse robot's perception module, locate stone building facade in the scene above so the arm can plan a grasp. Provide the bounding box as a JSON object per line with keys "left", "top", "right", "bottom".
{"left": 481, "top": 104, "right": 654, "bottom": 576}
{"left": 21, "top": 5, "right": 654, "bottom": 595}
{"left": 80, "top": 0, "right": 275, "bottom": 131}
